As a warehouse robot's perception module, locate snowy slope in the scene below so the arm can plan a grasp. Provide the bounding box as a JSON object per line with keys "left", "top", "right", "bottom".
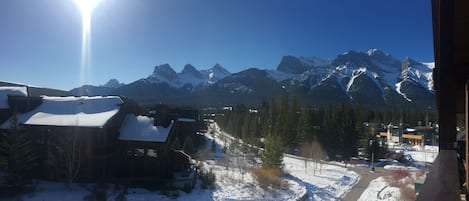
{"left": 200, "top": 64, "right": 231, "bottom": 85}
{"left": 401, "top": 58, "right": 434, "bottom": 91}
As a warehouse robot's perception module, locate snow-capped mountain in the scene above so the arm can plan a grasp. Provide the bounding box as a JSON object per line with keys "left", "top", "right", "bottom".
{"left": 177, "top": 64, "right": 206, "bottom": 87}
{"left": 200, "top": 64, "right": 231, "bottom": 84}
{"left": 145, "top": 63, "right": 231, "bottom": 88}
{"left": 282, "top": 49, "right": 434, "bottom": 108}
{"left": 69, "top": 49, "right": 435, "bottom": 109}
{"left": 147, "top": 64, "right": 179, "bottom": 84}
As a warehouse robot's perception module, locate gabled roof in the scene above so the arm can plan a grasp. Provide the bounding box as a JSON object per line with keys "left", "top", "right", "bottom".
{"left": 0, "top": 86, "right": 28, "bottom": 109}
{"left": 119, "top": 114, "right": 173, "bottom": 143}
{"left": 0, "top": 96, "right": 123, "bottom": 128}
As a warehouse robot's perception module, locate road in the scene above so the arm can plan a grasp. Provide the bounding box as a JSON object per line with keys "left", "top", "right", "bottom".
{"left": 342, "top": 166, "right": 392, "bottom": 201}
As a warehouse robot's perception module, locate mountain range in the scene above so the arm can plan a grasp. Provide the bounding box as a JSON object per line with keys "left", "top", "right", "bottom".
{"left": 69, "top": 49, "right": 435, "bottom": 109}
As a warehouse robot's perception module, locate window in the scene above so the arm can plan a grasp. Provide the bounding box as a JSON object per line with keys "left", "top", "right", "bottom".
{"left": 147, "top": 149, "right": 157, "bottom": 158}
{"left": 133, "top": 148, "right": 145, "bottom": 157}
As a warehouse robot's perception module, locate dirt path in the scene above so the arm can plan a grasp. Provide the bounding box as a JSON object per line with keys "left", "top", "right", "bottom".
{"left": 342, "top": 167, "right": 392, "bottom": 201}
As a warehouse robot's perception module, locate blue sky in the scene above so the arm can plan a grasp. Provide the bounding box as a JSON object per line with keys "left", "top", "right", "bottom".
{"left": 0, "top": 0, "right": 433, "bottom": 90}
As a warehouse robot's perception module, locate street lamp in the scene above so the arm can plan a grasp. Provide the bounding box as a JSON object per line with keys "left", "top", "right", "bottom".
{"left": 369, "top": 139, "right": 375, "bottom": 172}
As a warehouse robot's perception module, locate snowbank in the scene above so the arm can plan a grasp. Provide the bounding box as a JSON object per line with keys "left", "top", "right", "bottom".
{"left": 357, "top": 177, "right": 401, "bottom": 201}
{"left": 119, "top": 114, "right": 173, "bottom": 142}
{"left": 0, "top": 86, "right": 28, "bottom": 109}
{"left": 404, "top": 146, "right": 438, "bottom": 163}
{"left": 358, "top": 170, "right": 426, "bottom": 201}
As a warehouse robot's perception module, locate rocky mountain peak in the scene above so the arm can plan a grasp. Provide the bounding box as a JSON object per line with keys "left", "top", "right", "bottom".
{"left": 212, "top": 64, "right": 230, "bottom": 75}
{"left": 150, "top": 64, "right": 177, "bottom": 81}
{"left": 181, "top": 64, "right": 204, "bottom": 78}
{"left": 102, "top": 79, "right": 123, "bottom": 88}
{"left": 276, "top": 55, "right": 313, "bottom": 74}
{"left": 332, "top": 50, "right": 372, "bottom": 67}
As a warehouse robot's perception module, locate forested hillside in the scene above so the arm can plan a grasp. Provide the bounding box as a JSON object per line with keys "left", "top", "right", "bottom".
{"left": 215, "top": 96, "right": 437, "bottom": 159}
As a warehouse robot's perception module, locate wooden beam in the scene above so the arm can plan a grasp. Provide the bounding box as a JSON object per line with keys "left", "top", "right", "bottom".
{"left": 464, "top": 82, "right": 469, "bottom": 192}
{"left": 437, "top": 0, "right": 457, "bottom": 150}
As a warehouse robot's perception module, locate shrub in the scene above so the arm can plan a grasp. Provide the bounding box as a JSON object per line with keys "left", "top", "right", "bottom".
{"left": 251, "top": 168, "right": 284, "bottom": 189}
{"left": 199, "top": 169, "right": 216, "bottom": 189}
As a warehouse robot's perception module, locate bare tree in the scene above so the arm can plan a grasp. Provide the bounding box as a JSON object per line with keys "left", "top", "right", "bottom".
{"left": 48, "top": 130, "right": 82, "bottom": 191}
{"left": 299, "top": 139, "right": 326, "bottom": 175}
{"left": 311, "top": 140, "right": 326, "bottom": 174}
{"left": 299, "top": 142, "right": 313, "bottom": 174}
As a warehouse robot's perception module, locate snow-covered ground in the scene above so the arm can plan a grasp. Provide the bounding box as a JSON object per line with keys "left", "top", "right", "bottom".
{"left": 206, "top": 123, "right": 359, "bottom": 201}
{"left": 283, "top": 156, "right": 359, "bottom": 200}
{"left": 404, "top": 145, "right": 438, "bottom": 163}
{"left": 358, "top": 170, "right": 426, "bottom": 201}
{"left": 8, "top": 122, "right": 359, "bottom": 201}
{"left": 357, "top": 145, "right": 436, "bottom": 201}
{"left": 357, "top": 177, "right": 401, "bottom": 201}
{"left": 13, "top": 181, "right": 94, "bottom": 201}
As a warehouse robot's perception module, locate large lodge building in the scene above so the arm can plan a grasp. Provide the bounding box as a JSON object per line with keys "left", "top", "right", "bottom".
{"left": 0, "top": 85, "right": 198, "bottom": 185}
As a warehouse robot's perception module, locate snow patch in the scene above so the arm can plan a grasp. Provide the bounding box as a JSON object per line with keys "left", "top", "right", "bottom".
{"left": 0, "top": 86, "right": 28, "bottom": 109}
{"left": 395, "top": 81, "right": 412, "bottom": 101}
{"left": 119, "top": 114, "right": 172, "bottom": 142}
{"left": 346, "top": 68, "right": 366, "bottom": 92}
{"left": 357, "top": 177, "right": 401, "bottom": 201}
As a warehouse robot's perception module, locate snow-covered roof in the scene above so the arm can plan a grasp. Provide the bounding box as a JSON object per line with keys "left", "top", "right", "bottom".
{"left": 0, "top": 96, "right": 123, "bottom": 128}
{"left": 119, "top": 114, "right": 173, "bottom": 142}
{"left": 0, "top": 86, "right": 28, "bottom": 109}
{"left": 177, "top": 118, "right": 196, "bottom": 123}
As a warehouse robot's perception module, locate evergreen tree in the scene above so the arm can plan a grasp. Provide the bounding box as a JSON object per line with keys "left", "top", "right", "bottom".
{"left": 297, "top": 108, "right": 313, "bottom": 143}
{"left": 183, "top": 136, "right": 195, "bottom": 156}
{"left": 261, "top": 134, "right": 284, "bottom": 169}
{"left": 285, "top": 96, "right": 300, "bottom": 152}
{"left": 0, "top": 114, "right": 38, "bottom": 190}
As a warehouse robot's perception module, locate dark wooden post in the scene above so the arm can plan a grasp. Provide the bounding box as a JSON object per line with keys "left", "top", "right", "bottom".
{"left": 464, "top": 81, "right": 469, "bottom": 192}
{"left": 437, "top": 0, "right": 456, "bottom": 151}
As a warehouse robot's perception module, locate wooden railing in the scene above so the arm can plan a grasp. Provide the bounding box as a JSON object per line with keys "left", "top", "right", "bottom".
{"left": 416, "top": 150, "right": 461, "bottom": 201}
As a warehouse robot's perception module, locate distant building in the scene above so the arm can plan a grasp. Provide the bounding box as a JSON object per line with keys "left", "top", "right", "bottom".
{"left": 379, "top": 124, "right": 438, "bottom": 146}
{"left": 0, "top": 86, "right": 28, "bottom": 124}
{"left": 0, "top": 94, "right": 197, "bottom": 185}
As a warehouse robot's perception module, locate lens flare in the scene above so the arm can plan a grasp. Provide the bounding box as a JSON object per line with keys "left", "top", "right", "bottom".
{"left": 74, "top": 0, "right": 100, "bottom": 88}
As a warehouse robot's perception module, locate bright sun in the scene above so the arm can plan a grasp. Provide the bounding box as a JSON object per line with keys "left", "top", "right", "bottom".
{"left": 74, "top": 0, "right": 100, "bottom": 34}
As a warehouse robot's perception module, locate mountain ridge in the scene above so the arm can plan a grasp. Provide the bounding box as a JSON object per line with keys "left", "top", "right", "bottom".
{"left": 64, "top": 49, "right": 435, "bottom": 109}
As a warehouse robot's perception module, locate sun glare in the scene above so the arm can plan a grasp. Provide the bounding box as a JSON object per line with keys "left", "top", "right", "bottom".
{"left": 74, "top": 0, "right": 101, "bottom": 89}
{"left": 74, "top": 0, "right": 100, "bottom": 34}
